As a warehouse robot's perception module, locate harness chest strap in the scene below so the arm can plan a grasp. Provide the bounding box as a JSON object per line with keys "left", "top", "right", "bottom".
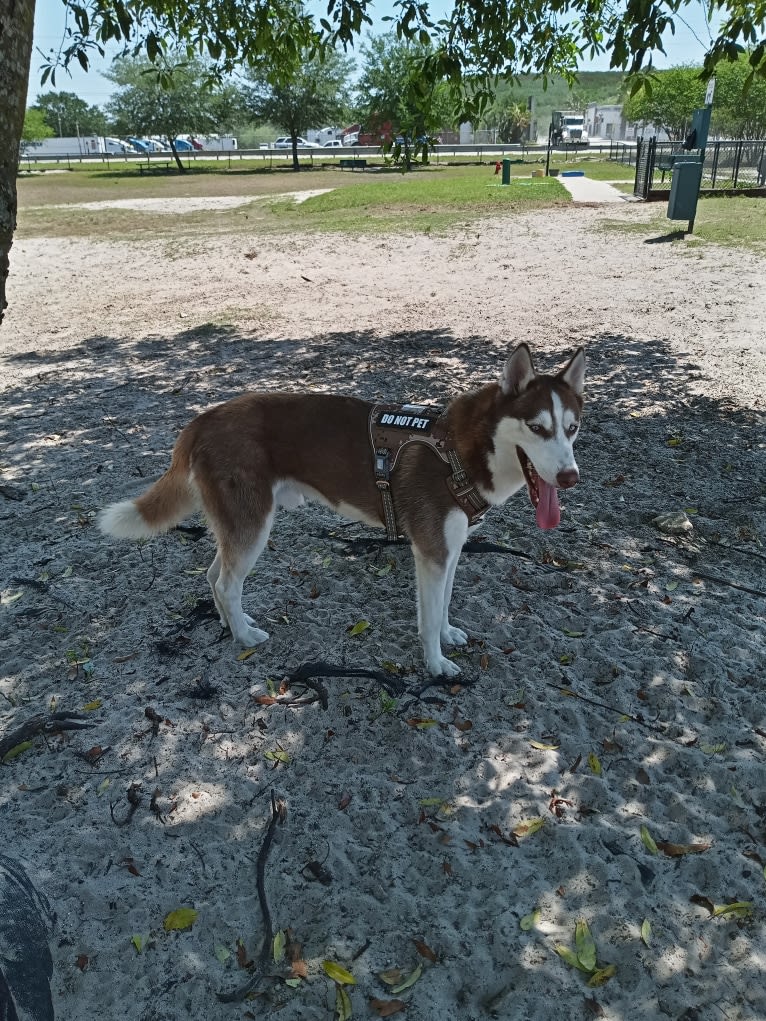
{"left": 369, "top": 403, "right": 490, "bottom": 541}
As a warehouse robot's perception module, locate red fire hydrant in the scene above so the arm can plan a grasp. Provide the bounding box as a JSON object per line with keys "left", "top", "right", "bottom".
{"left": 494, "top": 161, "right": 502, "bottom": 175}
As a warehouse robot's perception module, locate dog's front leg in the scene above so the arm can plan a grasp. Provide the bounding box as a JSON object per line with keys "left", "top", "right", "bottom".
{"left": 440, "top": 508, "right": 470, "bottom": 648}
{"left": 413, "top": 548, "right": 461, "bottom": 678}
{"left": 440, "top": 548, "right": 468, "bottom": 648}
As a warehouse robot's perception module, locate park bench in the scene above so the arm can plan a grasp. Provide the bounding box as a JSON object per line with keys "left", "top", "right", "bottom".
{"left": 655, "top": 152, "right": 685, "bottom": 182}
{"left": 338, "top": 158, "right": 367, "bottom": 171}
{"left": 138, "top": 161, "right": 175, "bottom": 175}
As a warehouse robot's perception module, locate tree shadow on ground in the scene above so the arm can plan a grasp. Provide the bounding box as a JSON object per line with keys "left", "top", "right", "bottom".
{"left": 1, "top": 325, "right": 765, "bottom": 1021}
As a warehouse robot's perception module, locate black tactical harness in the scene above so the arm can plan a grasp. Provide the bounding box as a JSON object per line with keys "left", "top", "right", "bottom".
{"left": 368, "top": 403, "right": 490, "bottom": 541}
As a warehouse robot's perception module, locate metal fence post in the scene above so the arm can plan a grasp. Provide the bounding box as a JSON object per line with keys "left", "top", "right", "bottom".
{"left": 733, "top": 140, "right": 742, "bottom": 188}
{"left": 710, "top": 140, "right": 720, "bottom": 188}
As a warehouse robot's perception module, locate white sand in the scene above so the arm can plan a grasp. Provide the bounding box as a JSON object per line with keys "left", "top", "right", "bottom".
{"left": 37, "top": 189, "right": 334, "bottom": 213}
{"left": 1, "top": 198, "right": 765, "bottom": 1021}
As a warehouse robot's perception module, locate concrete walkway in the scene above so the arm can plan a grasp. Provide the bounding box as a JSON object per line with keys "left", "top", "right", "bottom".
{"left": 556, "top": 175, "right": 628, "bottom": 203}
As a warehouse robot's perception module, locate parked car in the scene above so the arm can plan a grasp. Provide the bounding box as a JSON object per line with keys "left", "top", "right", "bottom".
{"left": 273, "top": 136, "right": 322, "bottom": 149}
{"left": 322, "top": 139, "right": 345, "bottom": 148}
{"left": 172, "top": 137, "right": 194, "bottom": 152}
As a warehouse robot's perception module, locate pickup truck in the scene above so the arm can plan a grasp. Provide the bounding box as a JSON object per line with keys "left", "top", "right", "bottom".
{"left": 273, "top": 136, "right": 321, "bottom": 149}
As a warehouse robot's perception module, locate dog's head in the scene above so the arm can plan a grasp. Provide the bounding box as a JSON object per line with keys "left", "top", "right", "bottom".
{"left": 497, "top": 344, "right": 585, "bottom": 530}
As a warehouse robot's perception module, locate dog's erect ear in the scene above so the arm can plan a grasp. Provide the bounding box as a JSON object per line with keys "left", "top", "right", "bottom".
{"left": 501, "top": 344, "right": 536, "bottom": 396}
{"left": 559, "top": 347, "right": 585, "bottom": 398}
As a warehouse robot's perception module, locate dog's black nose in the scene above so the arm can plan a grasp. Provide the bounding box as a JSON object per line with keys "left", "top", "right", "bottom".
{"left": 556, "top": 469, "right": 579, "bottom": 489}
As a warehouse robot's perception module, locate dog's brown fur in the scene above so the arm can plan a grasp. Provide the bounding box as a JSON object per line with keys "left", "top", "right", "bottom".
{"left": 99, "top": 346, "right": 585, "bottom": 676}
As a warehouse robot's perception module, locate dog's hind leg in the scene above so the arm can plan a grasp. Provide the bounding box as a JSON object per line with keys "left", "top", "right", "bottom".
{"left": 206, "top": 552, "right": 226, "bottom": 625}
{"left": 213, "top": 511, "right": 274, "bottom": 646}
{"left": 207, "top": 551, "right": 261, "bottom": 628}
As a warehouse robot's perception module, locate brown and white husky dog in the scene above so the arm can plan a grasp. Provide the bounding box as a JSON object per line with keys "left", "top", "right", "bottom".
{"left": 99, "top": 344, "right": 584, "bottom": 677}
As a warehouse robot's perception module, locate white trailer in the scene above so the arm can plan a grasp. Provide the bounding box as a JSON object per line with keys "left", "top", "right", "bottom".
{"left": 201, "top": 135, "right": 238, "bottom": 150}
{"left": 22, "top": 135, "right": 107, "bottom": 157}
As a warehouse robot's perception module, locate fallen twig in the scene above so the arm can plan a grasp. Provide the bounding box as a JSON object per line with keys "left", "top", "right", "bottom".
{"left": 412, "top": 674, "right": 478, "bottom": 698}
{"left": 315, "top": 530, "right": 557, "bottom": 567}
{"left": 109, "top": 783, "right": 142, "bottom": 827}
{"left": 707, "top": 540, "right": 766, "bottom": 564}
{"left": 189, "top": 839, "right": 207, "bottom": 873}
{"left": 545, "top": 682, "right": 665, "bottom": 733}
{"left": 692, "top": 572, "right": 765, "bottom": 599}
{"left": 286, "top": 661, "right": 407, "bottom": 699}
{"left": 218, "top": 792, "right": 286, "bottom": 1003}
{"left": 0, "top": 711, "right": 96, "bottom": 760}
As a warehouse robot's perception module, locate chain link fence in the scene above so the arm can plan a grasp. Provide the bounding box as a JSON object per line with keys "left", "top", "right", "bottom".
{"left": 610, "top": 138, "right": 766, "bottom": 195}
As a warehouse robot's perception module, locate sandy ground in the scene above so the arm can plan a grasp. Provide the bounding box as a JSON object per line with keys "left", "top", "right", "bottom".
{"left": 43, "top": 190, "right": 335, "bottom": 213}
{"left": 1, "top": 197, "right": 766, "bottom": 1021}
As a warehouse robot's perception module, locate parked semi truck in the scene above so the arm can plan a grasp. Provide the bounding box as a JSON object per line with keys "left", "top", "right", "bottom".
{"left": 551, "top": 111, "right": 589, "bottom": 147}
{"left": 22, "top": 136, "right": 136, "bottom": 157}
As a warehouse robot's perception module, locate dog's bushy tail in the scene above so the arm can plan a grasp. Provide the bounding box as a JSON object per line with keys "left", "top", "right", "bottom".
{"left": 98, "top": 453, "right": 198, "bottom": 540}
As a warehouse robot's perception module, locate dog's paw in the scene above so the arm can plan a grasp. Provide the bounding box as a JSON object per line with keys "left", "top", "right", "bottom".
{"left": 237, "top": 625, "right": 270, "bottom": 647}
{"left": 427, "top": 656, "right": 462, "bottom": 679}
{"left": 441, "top": 625, "right": 468, "bottom": 647}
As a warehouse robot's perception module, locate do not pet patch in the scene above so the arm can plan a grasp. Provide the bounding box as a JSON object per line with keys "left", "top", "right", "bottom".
{"left": 375, "top": 405, "right": 439, "bottom": 433}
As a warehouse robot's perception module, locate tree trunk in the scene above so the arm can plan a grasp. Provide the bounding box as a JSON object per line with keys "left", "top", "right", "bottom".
{"left": 168, "top": 137, "right": 186, "bottom": 174}
{"left": 0, "top": 0, "right": 36, "bottom": 328}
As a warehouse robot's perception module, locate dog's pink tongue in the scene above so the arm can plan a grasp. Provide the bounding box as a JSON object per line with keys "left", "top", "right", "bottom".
{"left": 535, "top": 480, "right": 561, "bottom": 530}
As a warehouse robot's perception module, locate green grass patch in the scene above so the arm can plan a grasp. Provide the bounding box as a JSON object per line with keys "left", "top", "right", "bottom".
{"left": 547, "top": 158, "right": 635, "bottom": 181}
{"left": 17, "top": 163, "right": 570, "bottom": 240}
{"left": 599, "top": 195, "right": 766, "bottom": 250}
{"left": 267, "top": 171, "right": 568, "bottom": 234}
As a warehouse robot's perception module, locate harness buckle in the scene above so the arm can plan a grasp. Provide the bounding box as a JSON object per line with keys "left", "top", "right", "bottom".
{"left": 375, "top": 450, "right": 390, "bottom": 479}
{"left": 450, "top": 481, "right": 474, "bottom": 498}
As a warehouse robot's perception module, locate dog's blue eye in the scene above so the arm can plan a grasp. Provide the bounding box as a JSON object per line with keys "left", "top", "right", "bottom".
{"left": 567, "top": 423, "right": 579, "bottom": 436}
{"left": 528, "top": 423, "right": 543, "bottom": 433}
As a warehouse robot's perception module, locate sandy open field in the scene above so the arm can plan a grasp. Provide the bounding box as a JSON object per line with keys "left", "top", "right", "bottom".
{"left": 2, "top": 193, "right": 766, "bottom": 1021}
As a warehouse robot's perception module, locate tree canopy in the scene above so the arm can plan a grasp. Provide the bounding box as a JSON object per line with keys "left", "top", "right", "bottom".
{"left": 105, "top": 55, "right": 240, "bottom": 169}
{"left": 711, "top": 55, "right": 766, "bottom": 136}
{"left": 21, "top": 109, "right": 54, "bottom": 148}
{"left": 622, "top": 66, "right": 708, "bottom": 139}
{"left": 356, "top": 35, "right": 453, "bottom": 139}
{"left": 43, "top": 0, "right": 766, "bottom": 120}
{"left": 32, "top": 90, "right": 107, "bottom": 137}
{"left": 243, "top": 49, "right": 354, "bottom": 167}
{"left": 622, "top": 57, "right": 766, "bottom": 138}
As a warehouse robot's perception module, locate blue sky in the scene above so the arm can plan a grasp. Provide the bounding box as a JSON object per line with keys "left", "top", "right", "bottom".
{"left": 29, "top": 0, "right": 719, "bottom": 108}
